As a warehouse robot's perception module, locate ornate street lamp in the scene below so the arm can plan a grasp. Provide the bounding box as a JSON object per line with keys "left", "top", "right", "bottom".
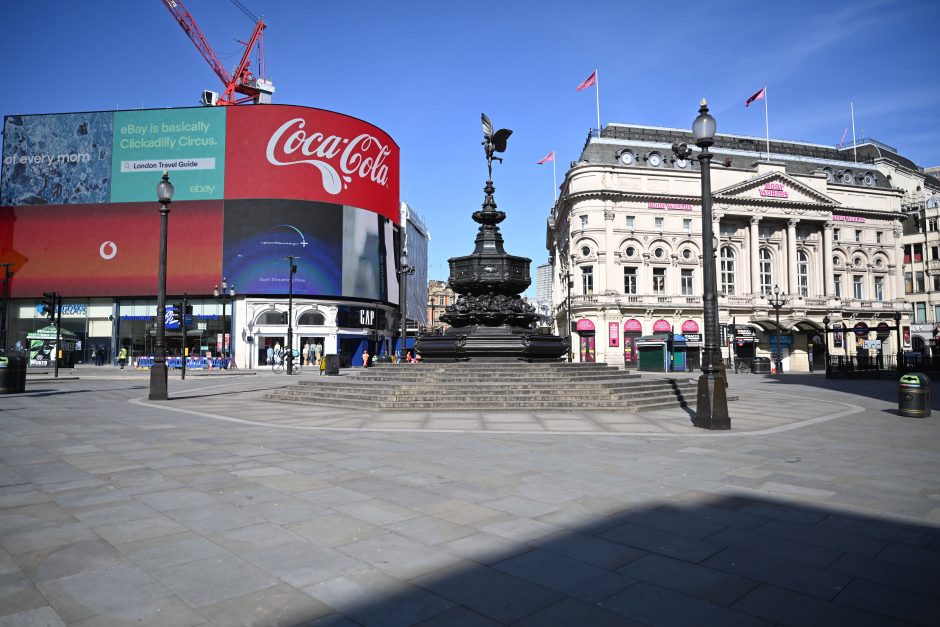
{"left": 284, "top": 256, "right": 297, "bottom": 374}
{"left": 149, "top": 172, "right": 174, "bottom": 401}
{"left": 213, "top": 279, "right": 235, "bottom": 368}
{"left": 894, "top": 309, "right": 903, "bottom": 372}
{"left": 564, "top": 269, "right": 573, "bottom": 362}
{"left": 770, "top": 285, "right": 785, "bottom": 374}
{"left": 673, "top": 100, "right": 730, "bottom": 429}
{"left": 398, "top": 254, "right": 415, "bottom": 360}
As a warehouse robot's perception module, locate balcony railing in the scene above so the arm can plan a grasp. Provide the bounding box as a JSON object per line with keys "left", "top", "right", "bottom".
{"left": 567, "top": 293, "right": 906, "bottom": 312}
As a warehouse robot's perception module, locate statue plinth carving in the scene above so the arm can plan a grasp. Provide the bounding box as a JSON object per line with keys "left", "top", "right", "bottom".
{"left": 416, "top": 114, "right": 568, "bottom": 361}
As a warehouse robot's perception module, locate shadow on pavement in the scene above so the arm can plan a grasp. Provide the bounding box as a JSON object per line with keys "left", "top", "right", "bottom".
{"left": 300, "top": 493, "right": 940, "bottom": 626}
{"left": 755, "top": 373, "right": 940, "bottom": 409}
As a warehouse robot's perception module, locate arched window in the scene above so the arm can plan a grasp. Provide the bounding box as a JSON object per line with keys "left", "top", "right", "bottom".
{"left": 298, "top": 311, "right": 325, "bottom": 326}
{"left": 759, "top": 248, "right": 773, "bottom": 295}
{"left": 797, "top": 250, "right": 810, "bottom": 297}
{"left": 256, "top": 311, "right": 285, "bottom": 325}
{"left": 720, "top": 246, "right": 736, "bottom": 295}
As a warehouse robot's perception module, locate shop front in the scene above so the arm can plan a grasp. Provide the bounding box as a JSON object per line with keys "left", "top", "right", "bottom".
{"left": 680, "top": 319, "right": 702, "bottom": 370}
{"left": 575, "top": 319, "right": 596, "bottom": 362}
{"left": 622, "top": 318, "right": 642, "bottom": 368}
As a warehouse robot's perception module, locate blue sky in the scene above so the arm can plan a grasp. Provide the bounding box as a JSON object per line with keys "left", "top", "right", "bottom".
{"left": 3, "top": 0, "right": 938, "bottom": 292}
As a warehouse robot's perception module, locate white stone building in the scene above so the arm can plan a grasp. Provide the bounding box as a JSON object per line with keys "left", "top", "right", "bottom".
{"left": 547, "top": 124, "right": 912, "bottom": 371}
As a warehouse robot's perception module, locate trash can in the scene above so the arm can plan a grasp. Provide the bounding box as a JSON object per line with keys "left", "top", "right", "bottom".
{"left": 898, "top": 372, "right": 931, "bottom": 417}
{"left": 751, "top": 356, "right": 771, "bottom": 374}
{"left": 0, "top": 354, "right": 27, "bottom": 393}
{"left": 324, "top": 354, "right": 340, "bottom": 376}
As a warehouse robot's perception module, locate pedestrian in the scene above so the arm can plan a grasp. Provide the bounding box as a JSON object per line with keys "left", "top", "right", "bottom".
{"left": 274, "top": 342, "right": 282, "bottom": 364}
{"left": 266, "top": 345, "right": 273, "bottom": 366}
{"left": 314, "top": 344, "right": 322, "bottom": 365}
{"left": 118, "top": 346, "right": 128, "bottom": 370}
{"left": 319, "top": 355, "right": 326, "bottom": 376}
{"left": 302, "top": 343, "right": 309, "bottom": 366}
{"left": 362, "top": 349, "right": 370, "bottom": 368}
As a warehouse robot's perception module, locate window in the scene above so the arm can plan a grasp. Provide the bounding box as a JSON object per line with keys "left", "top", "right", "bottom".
{"left": 654, "top": 247, "right": 665, "bottom": 259}
{"left": 855, "top": 229, "right": 862, "bottom": 243}
{"left": 652, "top": 268, "right": 666, "bottom": 294}
{"left": 720, "top": 246, "right": 736, "bottom": 295}
{"left": 624, "top": 267, "right": 637, "bottom": 294}
{"left": 257, "top": 311, "right": 286, "bottom": 325}
{"left": 916, "top": 271, "right": 925, "bottom": 292}
{"left": 834, "top": 274, "right": 843, "bottom": 298}
{"left": 797, "top": 250, "right": 809, "bottom": 297}
{"left": 759, "top": 225, "right": 774, "bottom": 238}
{"left": 298, "top": 311, "right": 325, "bottom": 326}
{"left": 681, "top": 269, "right": 694, "bottom": 295}
{"left": 439, "top": 296, "right": 445, "bottom": 306}
{"left": 626, "top": 215, "right": 635, "bottom": 229}
{"left": 655, "top": 217, "right": 664, "bottom": 232}
{"left": 833, "top": 228, "right": 841, "bottom": 241}
{"left": 681, "top": 248, "right": 693, "bottom": 260}
{"left": 683, "top": 218, "right": 692, "bottom": 234}
{"left": 935, "top": 305, "right": 940, "bottom": 323}
{"left": 934, "top": 275, "right": 940, "bottom": 291}
{"left": 933, "top": 246, "right": 939, "bottom": 261}
{"left": 853, "top": 274, "right": 864, "bottom": 300}
{"left": 581, "top": 246, "right": 591, "bottom": 257}
{"left": 905, "top": 272, "right": 913, "bottom": 294}
{"left": 625, "top": 246, "right": 637, "bottom": 258}
{"left": 876, "top": 231, "right": 883, "bottom": 244}
{"left": 759, "top": 248, "right": 773, "bottom": 295}
{"left": 581, "top": 266, "right": 594, "bottom": 295}
{"left": 874, "top": 275, "right": 884, "bottom": 301}
{"left": 580, "top": 215, "right": 588, "bottom": 228}
{"left": 916, "top": 302, "right": 927, "bottom": 323}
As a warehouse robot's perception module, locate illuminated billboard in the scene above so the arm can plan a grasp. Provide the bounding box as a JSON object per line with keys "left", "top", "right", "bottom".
{"left": 0, "top": 104, "right": 401, "bottom": 301}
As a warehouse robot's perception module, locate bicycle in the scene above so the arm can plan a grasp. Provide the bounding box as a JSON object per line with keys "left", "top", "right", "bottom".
{"left": 272, "top": 349, "right": 302, "bottom": 375}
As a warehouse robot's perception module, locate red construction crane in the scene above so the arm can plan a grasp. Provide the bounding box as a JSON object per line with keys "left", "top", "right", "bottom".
{"left": 161, "top": 0, "right": 274, "bottom": 105}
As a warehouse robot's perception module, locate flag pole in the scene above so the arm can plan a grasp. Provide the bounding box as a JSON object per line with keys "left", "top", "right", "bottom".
{"left": 595, "top": 69, "right": 601, "bottom": 137}
{"left": 763, "top": 86, "right": 770, "bottom": 161}
{"left": 850, "top": 101, "right": 857, "bottom": 163}
{"left": 552, "top": 152, "right": 557, "bottom": 202}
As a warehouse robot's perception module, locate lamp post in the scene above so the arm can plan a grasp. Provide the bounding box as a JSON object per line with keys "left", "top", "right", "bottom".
{"left": 149, "top": 171, "right": 174, "bottom": 401}
{"left": 564, "top": 269, "right": 573, "bottom": 362}
{"left": 398, "top": 254, "right": 415, "bottom": 360}
{"left": 673, "top": 100, "right": 730, "bottom": 429}
{"left": 894, "top": 309, "right": 903, "bottom": 372}
{"left": 285, "top": 256, "right": 297, "bottom": 374}
{"left": 213, "top": 279, "right": 235, "bottom": 368}
{"left": 822, "top": 315, "right": 831, "bottom": 378}
{"left": 770, "top": 285, "right": 785, "bottom": 374}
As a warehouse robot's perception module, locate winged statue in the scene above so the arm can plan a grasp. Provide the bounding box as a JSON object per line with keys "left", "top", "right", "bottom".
{"left": 481, "top": 113, "right": 513, "bottom": 179}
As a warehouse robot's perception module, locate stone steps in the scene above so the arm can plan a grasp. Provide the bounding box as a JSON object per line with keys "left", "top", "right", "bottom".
{"left": 265, "top": 362, "right": 699, "bottom": 412}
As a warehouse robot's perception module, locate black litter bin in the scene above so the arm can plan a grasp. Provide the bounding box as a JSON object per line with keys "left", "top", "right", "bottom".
{"left": 0, "top": 354, "right": 27, "bottom": 393}
{"left": 898, "top": 372, "right": 931, "bottom": 417}
{"left": 752, "top": 356, "right": 771, "bottom": 374}
{"left": 324, "top": 354, "right": 340, "bottom": 376}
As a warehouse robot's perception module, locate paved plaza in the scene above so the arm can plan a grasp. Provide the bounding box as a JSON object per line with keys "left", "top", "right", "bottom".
{"left": 0, "top": 367, "right": 938, "bottom": 625}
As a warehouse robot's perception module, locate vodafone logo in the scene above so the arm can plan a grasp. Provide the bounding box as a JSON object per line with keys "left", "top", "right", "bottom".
{"left": 99, "top": 241, "right": 117, "bottom": 260}
{"left": 265, "top": 118, "right": 391, "bottom": 195}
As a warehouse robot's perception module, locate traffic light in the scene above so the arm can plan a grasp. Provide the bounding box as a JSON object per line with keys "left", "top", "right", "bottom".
{"left": 40, "top": 292, "right": 57, "bottom": 320}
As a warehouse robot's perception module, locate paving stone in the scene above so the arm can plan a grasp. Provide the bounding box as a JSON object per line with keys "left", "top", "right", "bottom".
{"left": 514, "top": 597, "right": 647, "bottom": 627}
{"left": 0, "top": 571, "right": 49, "bottom": 618}
{"left": 19, "top": 539, "right": 129, "bottom": 583}
{"left": 707, "top": 526, "right": 842, "bottom": 568}
{"left": 702, "top": 546, "right": 851, "bottom": 600}
{"left": 600, "top": 580, "right": 770, "bottom": 627}
{"left": 286, "top": 513, "right": 388, "bottom": 548}
{"left": 413, "top": 562, "right": 563, "bottom": 624}
{"left": 163, "top": 502, "right": 266, "bottom": 535}
{"left": 118, "top": 531, "right": 228, "bottom": 570}
{"left": 599, "top": 521, "right": 725, "bottom": 563}
{"left": 619, "top": 553, "right": 759, "bottom": 606}
{"left": 386, "top": 515, "right": 475, "bottom": 545}
{"left": 198, "top": 582, "right": 331, "bottom": 626}
{"left": 834, "top": 577, "right": 940, "bottom": 625}
{"left": 828, "top": 551, "right": 940, "bottom": 596}
{"left": 337, "top": 534, "right": 460, "bottom": 580}
{"left": 245, "top": 540, "right": 361, "bottom": 588}
{"left": 733, "top": 583, "right": 910, "bottom": 627}
{"left": 0, "top": 606, "right": 67, "bottom": 627}
{"left": 1, "top": 522, "right": 96, "bottom": 555}
{"left": 533, "top": 530, "right": 646, "bottom": 570}
{"left": 493, "top": 547, "right": 635, "bottom": 603}
{"left": 334, "top": 499, "right": 421, "bottom": 526}
{"left": 152, "top": 553, "right": 278, "bottom": 608}
{"left": 92, "top": 515, "right": 187, "bottom": 545}
{"left": 134, "top": 487, "right": 217, "bottom": 512}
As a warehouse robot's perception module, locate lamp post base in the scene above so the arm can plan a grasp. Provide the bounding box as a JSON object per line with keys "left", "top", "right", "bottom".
{"left": 693, "top": 371, "right": 730, "bottom": 430}
{"left": 149, "top": 362, "right": 168, "bottom": 401}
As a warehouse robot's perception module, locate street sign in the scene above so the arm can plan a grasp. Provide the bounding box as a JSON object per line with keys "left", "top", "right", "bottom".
{"left": 863, "top": 339, "right": 882, "bottom": 350}
{"left": 769, "top": 335, "right": 793, "bottom": 348}
{"left": 853, "top": 322, "right": 869, "bottom": 337}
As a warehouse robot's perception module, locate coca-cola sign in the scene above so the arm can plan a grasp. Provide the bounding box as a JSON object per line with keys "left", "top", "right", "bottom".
{"left": 226, "top": 105, "right": 400, "bottom": 222}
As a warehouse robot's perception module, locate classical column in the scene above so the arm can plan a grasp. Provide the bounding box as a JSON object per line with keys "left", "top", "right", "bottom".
{"left": 893, "top": 222, "right": 905, "bottom": 300}
{"left": 787, "top": 219, "right": 799, "bottom": 295}
{"left": 823, "top": 221, "right": 834, "bottom": 296}
{"left": 749, "top": 216, "right": 761, "bottom": 295}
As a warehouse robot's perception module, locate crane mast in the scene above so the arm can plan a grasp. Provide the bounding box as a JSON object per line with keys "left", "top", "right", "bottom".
{"left": 161, "top": 0, "right": 274, "bottom": 105}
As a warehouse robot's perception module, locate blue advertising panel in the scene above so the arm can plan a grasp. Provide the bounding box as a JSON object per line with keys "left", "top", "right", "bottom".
{"left": 1, "top": 112, "right": 113, "bottom": 205}
{"left": 110, "top": 108, "right": 225, "bottom": 202}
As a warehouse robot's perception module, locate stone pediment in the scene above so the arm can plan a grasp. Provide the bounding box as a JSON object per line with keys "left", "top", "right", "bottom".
{"left": 714, "top": 172, "right": 840, "bottom": 206}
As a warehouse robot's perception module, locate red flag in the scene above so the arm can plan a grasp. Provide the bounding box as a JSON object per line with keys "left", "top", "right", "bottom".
{"left": 839, "top": 127, "right": 848, "bottom": 145}
{"left": 745, "top": 87, "right": 766, "bottom": 107}
{"left": 537, "top": 151, "right": 555, "bottom": 165}
{"left": 576, "top": 70, "right": 597, "bottom": 92}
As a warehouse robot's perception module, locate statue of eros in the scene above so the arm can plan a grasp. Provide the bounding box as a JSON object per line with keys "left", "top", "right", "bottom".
{"left": 481, "top": 113, "right": 513, "bottom": 181}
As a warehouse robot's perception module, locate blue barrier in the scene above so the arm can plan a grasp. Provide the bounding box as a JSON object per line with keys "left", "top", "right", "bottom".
{"left": 135, "top": 357, "right": 227, "bottom": 369}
